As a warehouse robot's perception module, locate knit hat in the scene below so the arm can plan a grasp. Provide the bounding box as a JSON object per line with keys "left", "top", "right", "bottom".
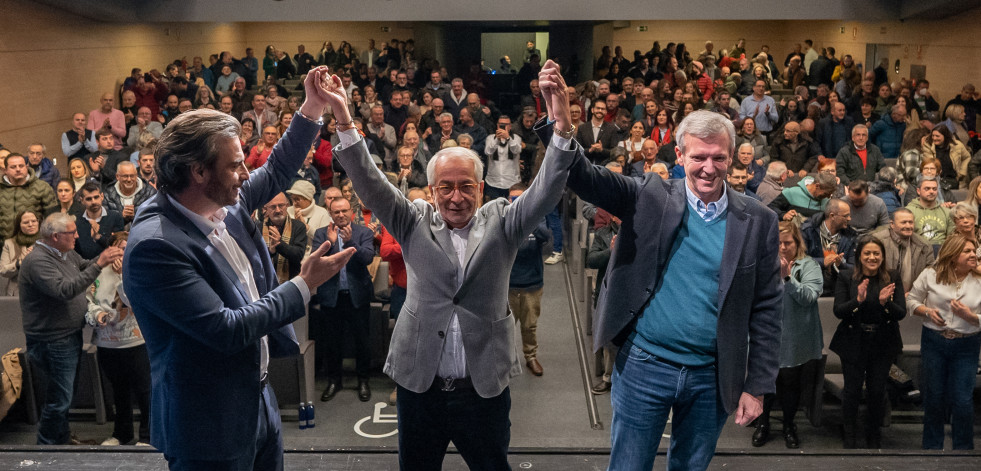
{"left": 286, "top": 180, "right": 315, "bottom": 201}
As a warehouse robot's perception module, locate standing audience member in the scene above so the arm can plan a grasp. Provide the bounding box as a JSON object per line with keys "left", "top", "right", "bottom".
{"left": 831, "top": 235, "right": 905, "bottom": 448}
{"left": 483, "top": 115, "right": 523, "bottom": 201}
{"left": 62, "top": 113, "right": 98, "bottom": 160}
{"left": 0, "top": 153, "right": 55, "bottom": 239}
{"left": 73, "top": 182, "right": 125, "bottom": 260}
{"left": 739, "top": 80, "right": 780, "bottom": 134}
{"left": 87, "top": 93, "right": 127, "bottom": 151}
{"left": 26, "top": 144, "right": 60, "bottom": 190}
{"left": 0, "top": 210, "right": 41, "bottom": 296}
{"left": 313, "top": 197, "right": 376, "bottom": 402}
{"left": 906, "top": 175, "right": 955, "bottom": 247}
{"left": 868, "top": 104, "right": 906, "bottom": 160}
{"left": 259, "top": 192, "right": 307, "bottom": 281}
{"left": 757, "top": 161, "right": 789, "bottom": 206}
{"left": 507, "top": 183, "right": 550, "bottom": 377}
{"left": 286, "top": 180, "right": 331, "bottom": 250}
{"left": 836, "top": 125, "right": 884, "bottom": 185}
{"left": 842, "top": 180, "right": 890, "bottom": 236}
{"left": 907, "top": 233, "right": 981, "bottom": 450}
{"left": 103, "top": 161, "right": 157, "bottom": 225}
{"left": 84, "top": 232, "right": 151, "bottom": 446}
{"left": 20, "top": 212, "right": 123, "bottom": 444}
{"left": 753, "top": 222, "right": 823, "bottom": 449}
{"left": 921, "top": 126, "right": 971, "bottom": 190}
{"left": 86, "top": 129, "right": 130, "bottom": 186}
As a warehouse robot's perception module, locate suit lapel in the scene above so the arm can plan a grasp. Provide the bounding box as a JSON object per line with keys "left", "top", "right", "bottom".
{"left": 717, "top": 190, "right": 749, "bottom": 307}
{"left": 659, "top": 180, "right": 686, "bottom": 266}
{"left": 430, "top": 215, "right": 460, "bottom": 268}
{"left": 462, "top": 215, "right": 486, "bottom": 275}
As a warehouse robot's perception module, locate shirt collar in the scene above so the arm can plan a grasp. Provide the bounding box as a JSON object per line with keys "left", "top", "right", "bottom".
{"left": 83, "top": 206, "right": 108, "bottom": 222}
{"left": 36, "top": 240, "right": 68, "bottom": 260}
{"left": 684, "top": 181, "right": 728, "bottom": 222}
{"left": 167, "top": 194, "right": 223, "bottom": 237}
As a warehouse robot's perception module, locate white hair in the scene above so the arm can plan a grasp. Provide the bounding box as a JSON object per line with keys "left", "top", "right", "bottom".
{"left": 426, "top": 147, "right": 484, "bottom": 184}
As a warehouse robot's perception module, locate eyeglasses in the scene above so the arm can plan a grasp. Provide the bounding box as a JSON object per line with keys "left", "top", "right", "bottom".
{"left": 56, "top": 230, "right": 78, "bottom": 236}
{"left": 434, "top": 182, "right": 479, "bottom": 197}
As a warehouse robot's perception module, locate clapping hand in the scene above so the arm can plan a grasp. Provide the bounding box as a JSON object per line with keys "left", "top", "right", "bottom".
{"left": 878, "top": 282, "right": 896, "bottom": 305}
{"left": 780, "top": 257, "right": 792, "bottom": 279}
{"left": 856, "top": 278, "right": 869, "bottom": 303}
{"left": 267, "top": 226, "right": 281, "bottom": 253}
{"left": 299, "top": 241, "right": 357, "bottom": 290}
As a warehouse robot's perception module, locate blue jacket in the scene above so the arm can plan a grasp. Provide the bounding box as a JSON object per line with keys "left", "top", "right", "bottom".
{"left": 123, "top": 116, "right": 317, "bottom": 461}
{"left": 868, "top": 113, "right": 906, "bottom": 159}
{"left": 312, "top": 223, "right": 375, "bottom": 309}
{"left": 32, "top": 158, "right": 61, "bottom": 190}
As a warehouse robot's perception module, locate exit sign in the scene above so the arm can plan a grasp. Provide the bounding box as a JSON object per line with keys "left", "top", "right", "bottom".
{"left": 637, "top": 26, "right": 648, "bottom": 32}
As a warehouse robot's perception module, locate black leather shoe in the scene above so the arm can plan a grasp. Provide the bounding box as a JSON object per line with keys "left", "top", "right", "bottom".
{"left": 320, "top": 382, "right": 340, "bottom": 402}
{"left": 783, "top": 423, "right": 799, "bottom": 449}
{"left": 590, "top": 380, "right": 612, "bottom": 395}
{"left": 752, "top": 422, "right": 770, "bottom": 447}
{"left": 358, "top": 381, "right": 371, "bottom": 402}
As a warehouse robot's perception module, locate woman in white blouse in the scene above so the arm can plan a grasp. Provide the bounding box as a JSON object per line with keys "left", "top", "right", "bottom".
{"left": 906, "top": 233, "right": 981, "bottom": 450}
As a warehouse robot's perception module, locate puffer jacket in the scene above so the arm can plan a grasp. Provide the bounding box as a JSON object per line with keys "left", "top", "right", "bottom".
{"left": 0, "top": 169, "right": 55, "bottom": 239}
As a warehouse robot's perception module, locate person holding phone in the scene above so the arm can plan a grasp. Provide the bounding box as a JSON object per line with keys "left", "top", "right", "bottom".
{"left": 482, "top": 114, "right": 523, "bottom": 201}
{"left": 801, "top": 198, "right": 857, "bottom": 296}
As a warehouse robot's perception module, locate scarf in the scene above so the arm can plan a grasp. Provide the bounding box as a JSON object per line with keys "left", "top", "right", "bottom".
{"left": 262, "top": 217, "right": 293, "bottom": 282}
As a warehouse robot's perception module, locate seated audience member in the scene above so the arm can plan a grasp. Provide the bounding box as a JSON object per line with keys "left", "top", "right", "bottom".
{"left": 508, "top": 183, "right": 551, "bottom": 377}
{"left": 871, "top": 208, "right": 935, "bottom": 291}
{"left": 313, "top": 197, "right": 376, "bottom": 403}
{"left": 951, "top": 202, "right": 980, "bottom": 250}
{"left": 801, "top": 198, "right": 857, "bottom": 296}
{"left": 74, "top": 182, "right": 125, "bottom": 260}
{"left": 836, "top": 124, "right": 884, "bottom": 185}
{"left": 752, "top": 222, "right": 823, "bottom": 449}
{"left": 735, "top": 142, "right": 766, "bottom": 192}
{"left": 26, "top": 144, "right": 60, "bottom": 190}
{"left": 647, "top": 162, "right": 669, "bottom": 180}
{"left": 85, "top": 129, "right": 130, "bottom": 186}
{"left": 906, "top": 175, "right": 955, "bottom": 247}
{"left": 575, "top": 101, "right": 617, "bottom": 164}
{"left": 245, "top": 126, "right": 279, "bottom": 170}
{"left": 842, "top": 180, "right": 890, "bottom": 236}
{"left": 907, "top": 233, "right": 981, "bottom": 451}
{"left": 735, "top": 117, "right": 769, "bottom": 166}
{"left": 815, "top": 101, "right": 855, "bottom": 158}
{"left": 757, "top": 161, "right": 790, "bottom": 206}
{"left": 483, "top": 115, "right": 523, "bottom": 201}
{"left": 1, "top": 210, "right": 41, "bottom": 296}
{"left": 426, "top": 112, "right": 458, "bottom": 153}
{"left": 726, "top": 162, "right": 761, "bottom": 201}
{"left": 869, "top": 166, "right": 903, "bottom": 215}
{"left": 62, "top": 112, "right": 99, "bottom": 160}
{"left": 87, "top": 93, "right": 127, "bottom": 151}
{"left": 454, "top": 107, "right": 488, "bottom": 155}
{"left": 258, "top": 193, "right": 307, "bottom": 281}
{"left": 0, "top": 153, "right": 56, "bottom": 239}
{"left": 241, "top": 94, "right": 278, "bottom": 131}
{"left": 103, "top": 161, "right": 156, "bottom": 225}
{"left": 53, "top": 179, "right": 81, "bottom": 214}
{"left": 392, "top": 146, "right": 427, "bottom": 195}
{"left": 126, "top": 107, "right": 164, "bottom": 148}
{"left": 228, "top": 77, "right": 254, "bottom": 114}
{"left": 921, "top": 126, "right": 971, "bottom": 190}
{"left": 286, "top": 180, "right": 331, "bottom": 251}
{"left": 868, "top": 104, "right": 906, "bottom": 160}
{"left": 401, "top": 130, "right": 432, "bottom": 169}
{"left": 769, "top": 121, "right": 823, "bottom": 178}
{"left": 769, "top": 171, "right": 837, "bottom": 222}
{"left": 84, "top": 231, "right": 152, "bottom": 447}
{"left": 158, "top": 95, "right": 181, "bottom": 126}
{"left": 629, "top": 139, "right": 659, "bottom": 176}
{"left": 831, "top": 235, "right": 905, "bottom": 448}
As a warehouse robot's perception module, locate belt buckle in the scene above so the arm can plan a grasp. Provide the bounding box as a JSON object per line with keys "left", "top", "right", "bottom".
{"left": 942, "top": 329, "right": 959, "bottom": 340}
{"left": 441, "top": 377, "right": 456, "bottom": 392}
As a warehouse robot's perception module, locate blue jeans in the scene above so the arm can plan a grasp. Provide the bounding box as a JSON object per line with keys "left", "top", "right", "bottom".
{"left": 608, "top": 341, "right": 728, "bottom": 471}
{"left": 26, "top": 332, "right": 82, "bottom": 445}
{"left": 920, "top": 327, "right": 981, "bottom": 450}
{"left": 546, "top": 205, "right": 562, "bottom": 253}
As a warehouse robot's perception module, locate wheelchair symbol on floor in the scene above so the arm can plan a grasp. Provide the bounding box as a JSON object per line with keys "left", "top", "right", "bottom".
{"left": 354, "top": 402, "right": 398, "bottom": 438}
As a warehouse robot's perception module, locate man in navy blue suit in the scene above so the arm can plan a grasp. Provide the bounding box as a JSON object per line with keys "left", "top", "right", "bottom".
{"left": 124, "top": 67, "right": 356, "bottom": 471}
{"left": 538, "top": 65, "right": 782, "bottom": 470}
{"left": 313, "top": 196, "right": 376, "bottom": 402}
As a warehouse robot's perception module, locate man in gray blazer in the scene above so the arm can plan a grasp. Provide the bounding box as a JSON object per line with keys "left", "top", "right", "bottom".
{"left": 324, "top": 61, "right": 576, "bottom": 470}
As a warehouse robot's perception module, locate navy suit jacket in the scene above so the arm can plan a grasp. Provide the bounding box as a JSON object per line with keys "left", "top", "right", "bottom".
{"left": 123, "top": 116, "right": 320, "bottom": 460}
{"left": 550, "top": 123, "right": 783, "bottom": 414}
{"left": 312, "top": 223, "right": 375, "bottom": 309}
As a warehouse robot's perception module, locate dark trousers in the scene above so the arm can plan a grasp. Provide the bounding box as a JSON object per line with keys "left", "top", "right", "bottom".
{"left": 166, "top": 384, "right": 283, "bottom": 471}
{"left": 97, "top": 344, "right": 152, "bottom": 443}
{"left": 26, "top": 332, "right": 82, "bottom": 445}
{"left": 396, "top": 383, "right": 511, "bottom": 471}
{"left": 760, "top": 360, "right": 814, "bottom": 426}
{"left": 484, "top": 184, "right": 510, "bottom": 202}
{"left": 841, "top": 352, "right": 892, "bottom": 434}
{"left": 324, "top": 291, "right": 371, "bottom": 383}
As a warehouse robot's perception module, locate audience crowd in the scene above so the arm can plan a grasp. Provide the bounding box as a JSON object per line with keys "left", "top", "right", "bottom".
{"left": 2, "top": 34, "right": 980, "bottom": 451}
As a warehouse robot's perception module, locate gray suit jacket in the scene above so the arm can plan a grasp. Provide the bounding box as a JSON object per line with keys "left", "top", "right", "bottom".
{"left": 334, "top": 128, "right": 575, "bottom": 398}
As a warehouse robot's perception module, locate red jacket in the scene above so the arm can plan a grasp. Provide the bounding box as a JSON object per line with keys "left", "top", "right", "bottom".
{"left": 379, "top": 227, "right": 406, "bottom": 288}
{"left": 312, "top": 139, "right": 334, "bottom": 188}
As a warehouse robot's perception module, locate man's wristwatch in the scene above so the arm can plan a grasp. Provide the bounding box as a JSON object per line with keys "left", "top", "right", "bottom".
{"left": 555, "top": 124, "right": 576, "bottom": 139}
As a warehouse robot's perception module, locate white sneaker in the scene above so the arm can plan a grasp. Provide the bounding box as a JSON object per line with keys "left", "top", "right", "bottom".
{"left": 544, "top": 252, "right": 565, "bottom": 265}
{"left": 135, "top": 441, "right": 152, "bottom": 447}
{"left": 100, "top": 437, "right": 121, "bottom": 446}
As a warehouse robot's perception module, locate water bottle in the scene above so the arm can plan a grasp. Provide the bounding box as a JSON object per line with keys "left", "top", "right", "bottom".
{"left": 305, "top": 402, "right": 316, "bottom": 429}
{"left": 298, "top": 403, "right": 308, "bottom": 430}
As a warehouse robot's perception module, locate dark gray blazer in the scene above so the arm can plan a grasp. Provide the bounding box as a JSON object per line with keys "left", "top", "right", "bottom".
{"left": 555, "top": 122, "right": 784, "bottom": 413}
